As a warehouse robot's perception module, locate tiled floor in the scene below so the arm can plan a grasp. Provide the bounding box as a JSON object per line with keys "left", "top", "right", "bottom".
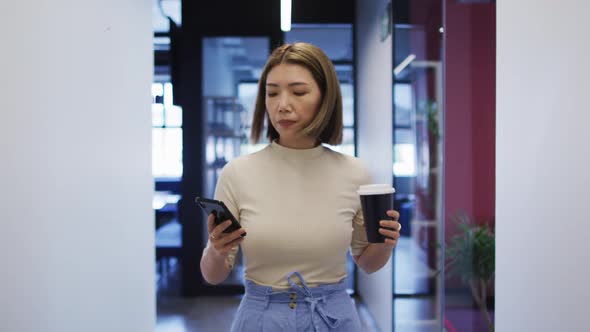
{"left": 157, "top": 295, "right": 241, "bottom": 332}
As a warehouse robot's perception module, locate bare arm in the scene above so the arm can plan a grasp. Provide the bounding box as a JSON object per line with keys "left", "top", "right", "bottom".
{"left": 353, "top": 210, "right": 401, "bottom": 274}
{"left": 200, "top": 214, "right": 246, "bottom": 285}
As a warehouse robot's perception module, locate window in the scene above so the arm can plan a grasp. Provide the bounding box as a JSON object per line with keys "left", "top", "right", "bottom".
{"left": 152, "top": 82, "right": 183, "bottom": 178}
{"left": 393, "top": 83, "right": 417, "bottom": 177}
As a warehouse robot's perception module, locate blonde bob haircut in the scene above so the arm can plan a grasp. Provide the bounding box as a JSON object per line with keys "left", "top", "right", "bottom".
{"left": 250, "top": 42, "right": 343, "bottom": 145}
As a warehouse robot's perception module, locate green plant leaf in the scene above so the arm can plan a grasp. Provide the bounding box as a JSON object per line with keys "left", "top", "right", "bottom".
{"left": 445, "top": 211, "right": 495, "bottom": 282}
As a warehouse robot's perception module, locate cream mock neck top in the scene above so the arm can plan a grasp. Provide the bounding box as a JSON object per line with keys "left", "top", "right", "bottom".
{"left": 204, "top": 141, "right": 372, "bottom": 289}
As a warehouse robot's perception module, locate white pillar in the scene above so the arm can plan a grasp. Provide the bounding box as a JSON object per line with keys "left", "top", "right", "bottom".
{"left": 0, "top": 1, "right": 154, "bottom": 331}
{"left": 496, "top": 1, "right": 590, "bottom": 331}
{"left": 355, "top": 1, "right": 394, "bottom": 331}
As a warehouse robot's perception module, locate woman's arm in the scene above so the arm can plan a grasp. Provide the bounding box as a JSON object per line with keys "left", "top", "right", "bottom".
{"left": 353, "top": 243, "right": 395, "bottom": 274}
{"left": 200, "top": 215, "right": 245, "bottom": 285}
{"left": 200, "top": 246, "right": 233, "bottom": 285}
{"left": 353, "top": 210, "right": 401, "bottom": 274}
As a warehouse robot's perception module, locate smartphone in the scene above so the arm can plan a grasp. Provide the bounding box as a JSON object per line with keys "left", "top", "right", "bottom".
{"left": 195, "top": 197, "right": 245, "bottom": 236}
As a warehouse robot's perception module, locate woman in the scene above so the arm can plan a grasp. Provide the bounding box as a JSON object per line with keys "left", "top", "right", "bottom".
{"left": 200, "top": 42, "right": 401, "bottom": 332}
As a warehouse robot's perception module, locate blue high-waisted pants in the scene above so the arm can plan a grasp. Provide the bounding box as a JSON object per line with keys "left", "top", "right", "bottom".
{"left": 230, "top": 272, "right": 362, "bottom": 332}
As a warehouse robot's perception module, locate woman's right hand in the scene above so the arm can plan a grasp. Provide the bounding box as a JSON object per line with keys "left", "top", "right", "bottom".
{"left": 207, "top": 213, "right": 246, "bottom": 257}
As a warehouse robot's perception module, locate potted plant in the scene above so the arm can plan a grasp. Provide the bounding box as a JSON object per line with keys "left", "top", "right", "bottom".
{"left": 446, "top": 211, "right": 495, "bottom": 332}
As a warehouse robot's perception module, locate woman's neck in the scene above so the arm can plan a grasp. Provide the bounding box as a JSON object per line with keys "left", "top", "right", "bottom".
{"left": 276, "top": 137, "right": 319, "bottom": 150}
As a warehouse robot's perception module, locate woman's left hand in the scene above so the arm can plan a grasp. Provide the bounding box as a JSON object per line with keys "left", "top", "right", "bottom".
{"left": 353, "top": 209, "right": 402, "bottom": 273}
{"left": 378, "top": 210, "right": 401, "bottom": 247}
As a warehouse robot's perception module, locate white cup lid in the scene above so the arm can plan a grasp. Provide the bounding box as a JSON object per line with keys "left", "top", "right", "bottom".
{"left": 357, "top": 184, "right": 396, "bottom": 195}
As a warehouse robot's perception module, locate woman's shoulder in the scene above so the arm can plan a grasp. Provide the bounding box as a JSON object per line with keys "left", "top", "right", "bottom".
{"left": 324, "top": 148, "right": 369, "bottom": 171}
{"left": 323, "top": 148, "right": 372, "bottom": 183}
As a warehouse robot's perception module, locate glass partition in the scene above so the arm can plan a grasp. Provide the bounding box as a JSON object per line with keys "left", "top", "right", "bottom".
{"left": 392, "top": 1, "right": 497, "bottom": 331}
{"left": 443, "top": 1, "right": 496, "bottom": 331}
{"left": 392, "top": 1, "right": 443, "bottom": 331}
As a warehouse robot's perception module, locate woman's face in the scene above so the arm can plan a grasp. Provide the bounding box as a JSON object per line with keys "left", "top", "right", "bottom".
{"left": 265, "top": 63, "right": 322, "bottom": 148}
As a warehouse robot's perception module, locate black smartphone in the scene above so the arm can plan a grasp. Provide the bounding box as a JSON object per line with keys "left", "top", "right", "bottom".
{"left": 195, "top": 197, "right": 245, "bottom": 235}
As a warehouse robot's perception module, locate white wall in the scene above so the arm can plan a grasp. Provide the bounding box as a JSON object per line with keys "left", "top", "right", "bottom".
{"left": 0, "top": 1, "right": 154, "bottom": 332}
{"left": 496, "top": 1, "right": 590, "bottom": 331}
{"left": 355, "top": 1, "right": 393, "bottom": 331}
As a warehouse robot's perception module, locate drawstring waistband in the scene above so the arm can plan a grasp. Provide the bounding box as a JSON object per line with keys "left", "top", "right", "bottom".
{"left": 244, "top": 272, "right": 344, "bottom": 331}
{"left": 285, "top": 271, "right": 341, "bottom": 330}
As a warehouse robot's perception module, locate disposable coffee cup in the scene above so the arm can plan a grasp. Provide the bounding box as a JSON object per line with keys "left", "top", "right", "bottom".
{"left": 357, "top": 184, "right": 396, "bottom": 243}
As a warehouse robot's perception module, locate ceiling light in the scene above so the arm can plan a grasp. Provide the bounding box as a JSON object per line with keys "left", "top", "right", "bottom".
{"left": 281, "top": 0, "right": 292, "bottom": 32}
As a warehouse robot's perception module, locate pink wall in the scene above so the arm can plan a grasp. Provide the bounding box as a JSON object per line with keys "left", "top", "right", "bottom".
{"left": 444, "top": 1, "right": 496, "bottom": 237}
{"left": 470, "top": 5, "right": 496, "bottom": 223}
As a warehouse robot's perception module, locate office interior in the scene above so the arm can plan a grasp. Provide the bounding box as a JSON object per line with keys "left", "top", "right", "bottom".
{"left": 2, "top": 0, "right": 588, "bottom": 332}
{"left": 153, "top": 0, "right": 493, "bottom": 331}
